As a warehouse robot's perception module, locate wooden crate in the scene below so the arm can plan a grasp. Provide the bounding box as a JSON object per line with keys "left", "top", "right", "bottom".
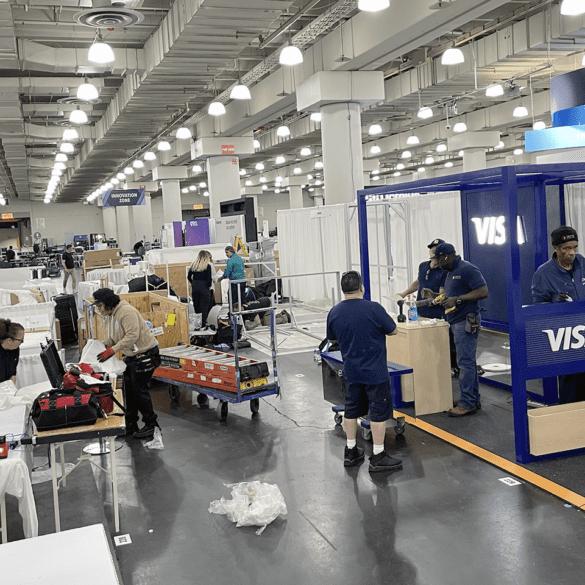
{"left": 83, "top": 248, "right": 122, "bottom": 280}
{"left": 528, "top": 402, "right": 585, "bottom": 456}
{"left": 87, "top": 291, "right": 189, "bottom": 353}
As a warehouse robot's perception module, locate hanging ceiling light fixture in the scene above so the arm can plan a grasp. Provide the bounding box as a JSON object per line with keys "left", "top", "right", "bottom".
{"left": 54, "top": 162, "right": 66, "bottom": 170}
{"left": 230, "top": 59, "right": 251, "bottom": 100}
{"left": 69, "top": 106, "right": 88, "bottom": 125}
{"left": 560, "top": 0, "right": 585, "bottom": 16}
{"left": 105, "top": 182, "right": 113, "bottom": 189}
{"left": 253, "top": 139, "right": 261, "bottom": 149}
{"left": 275, "top": 156, "right": 286, "bottom": 164}
{"left": 417, "top": 106, "right": 433, "bottom": 119}
{"left": 441, "top": 46, "right": 465, "bottom": 65}
{"left": 310, "top": 113, "right": 322, "bottom": 122}
{"left": 157, "top": 140, "right": 171, "bottom": 151}
{"left": 208, "top": 101, "right": 226, "bottom": 116}
{"left": 495, "top": 141, "right": 505, "bottom": 149}
{"left": 181, "top": 188, "right": 189, "bottom": 194}
{"left": 189, "top": 185, "right": 197, "bottom": 191}
{"left": 62, "top": 128, "right": 79, "bottom": 141}
{"left": 417, "top": 167, "right": 426, "bottom": 173}
{"left": 88, "top": 30, "right": 115, "bottom": 64}
{"left": 513, "top": 104, "right": 529, "bottom": 118}
{"left": 255, "top": 162, "right": 265, "bottom": 171}
{"left": 124, "top": 167, "right": 134, "bottom": 175}
{"left": 533, "top": 121, "right": 547, "bottom": 130}
{"left": 116, "top": 172, "right": 126, "bottom": 180}
{"left": 397, "top": 163, "right": 405, "bottom": 170}
{"left": 393, "top": 172, "right": 401, "bottom": 177}
{"left": 485, "top": 83, "right": 504, "bottom": 97}
{"left": 276, "top": 125, "right": 290, "bottom": 137}
{"left": 436, "top": 143, "right": 447, "bottom": 153}
{"left": 111, "top": 178, "right": 119, "bottom": 185}
{"left": 314, "top": 161, "right": 324, "bottom": 169}
{"left": 245, "top": 180, "right": 253, "bottom": 186}
{"left": 401, "top": 150, "right": 412, "bottom": 159}
{"left": 259, "top": 177, "right": 267, "bottom": 183}
{"left": 445, "top": 161, "right": 454, "bottom": 168}
{"left": 199, "top": 182, "right": 207, "bottom": 188}
{"left": 132, "top": 160, "right": 144, "bottom": 169}
{"left": 293, "top": 167, "right": 302, "bottom": 175}
{"left": 453, "top": 122, "right": 467, "bottom": 133}
{"left": 76, "top": 78, "right": 99, "bottom": 101}
{"left": 51, "top": 169, "right": 62, "bottom": 177}
{"left": 514, "top": 148, "right": 524, "bottom": 155}
{"left": 358, "top": 0, "right": 390, "bottom": 11}
{"left": 55, "top": 153, "right": 68, "bottom": 162}
{"left": 370, "top": 145, "right": 381, "bottom": 154}
{"left": 425, "top": 156, "right": 435, "bottom": 165}
{"left": 368, "top": 124, "right": 382, "bottom": 135}
{"left": 60, "top": 142, "right": 74, "bottom": 154}
{"left": 192, "top": 164, "right": 203, "bottom": 173}
{"left": 239, "top": 169, "right": 247, "bottom": 176}
{"left": 203, "top": 191, "right": 210, "bottom": 197}
{"left": 144, "top": 151, "right": 157, "bottom": 161}
{"left": 406, "top": 134, "right": 420, "bottom": 145}
{"left": 176, "top": 127, "right": 192, "bottom": 139}
{"left": 300, "top": 147, "right": 312, "bottom": 156}
{"left": 279, "top": 43, "right": 303, "bottom": 66}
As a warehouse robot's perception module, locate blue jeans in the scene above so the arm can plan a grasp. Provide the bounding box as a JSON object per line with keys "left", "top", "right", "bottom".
{"left": 450, "top": 318, "right": 480, "bottom": 410}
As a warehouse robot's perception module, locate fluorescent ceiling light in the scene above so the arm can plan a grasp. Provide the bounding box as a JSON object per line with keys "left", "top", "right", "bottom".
{"left": 401, "top": 150, "right": 412, "bottom": 159}
{"left": 192, "top": 164, "right": 202, "bottom": 173}
{"left": 62, "top": 128, "right": 79, "bottom": 141}
{"left": 176, "top": 127, "right": 192, "bottom": 139}
{"left": 255, "top": 162, "right": 265, "bottom": 170}
{"left": 417, "top": 107, "right": 433, "bottom": 119}
{"left": 358, "top": 0, "right": 390, "bottom": 11}
{"left": 239, "top": 169, "right": 247, "bottom": 176}
{"left": 253, "top": 139, "right": 260, "bottom": 149}
{"left": 157, "top": 141, "right": 171, "bottom": 151}
{"left": 208, "top": 101, "right": 226, "bottom": 116}
{"left": 60, "top": 143, "right": 74, "bottom": 153}
{"left": 485, "top": 84, "right": 504, "bottom": 97}
{"left": 76, "top": 79, "right": 99, "bottom": 101}
{"left": 406, "top": 135, "right": 420, "bottom": 145}
{"left": 425, "top": 156, "right": 435, "bottom": 165}
{"left": 279, "top": 45, "right": 303, "bottom": 66}
{"left": 533, "top": 121, "right": 546, "bottom": 130}
{"left": 445, "top": 162, "right": 453, "bottom": 168}
{"left": 117, "top": 173, "right": 126, "bottom": 180}
{"left": 513, "top": 105, "right": 529, "bottom": 118}
{"left": 314, "top": 161, "right": 324, "bottom": 169}
{"left": 397, "top": 163, "right": 405, "bottom": 170}
{"left": 144, "top": 151, "right": 156, "bottom": 161}
{"left": 514, "top": 148, "right": 523, "bottom": 155}
{"left": 124, "top": 167, "right": 133, "bottom": 175}
{"left": 88, "top": 36, "right": 115, "bottom": 64}
{"left": 69, "top": 107, "right": 88, "bottom": 125}
{"left": 276, "top": 125, "right": 290, "bottom": 137}
{"left": 55, "top": 153, "right": 68, "bottom": 162}
{"left": 133, "top": 160, "right": 144, "bottom": 168}
{"left": 453, "top": 122, "right": 467, "bottom": 133}
{"left": 436, "top": 143, "right": 447, "bottom": 153}
{"left": 293, "top": 167, "right": 302, "bottom": 175}
{"left": 441, "top": 47, "right": 465, "bottom": 65}
{"left": 229, "top": 84, "right": 251, "bottom": 100}
{"left": 561, "top": 0, "right": 585, "bottom": 16}
{"left": 275, "top": 156, "right": 286, "bottom": 164}
{"left": 300, "top": 147, "right": 311, "bottom": 156}
{"left": 368, "top": 124, "right": 382, "bottom": 135}
{"left": 310, "top": 113, "right": 322, "bottom": 122}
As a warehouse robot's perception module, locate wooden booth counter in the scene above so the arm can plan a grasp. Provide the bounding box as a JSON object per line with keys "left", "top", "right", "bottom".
{"left": 386, "top": 318, "right": 452, "bottom": 416}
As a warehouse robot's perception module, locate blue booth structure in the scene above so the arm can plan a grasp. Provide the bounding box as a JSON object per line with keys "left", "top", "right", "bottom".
{"left": 357, "top": 163, "right": 585, "bottom": 463}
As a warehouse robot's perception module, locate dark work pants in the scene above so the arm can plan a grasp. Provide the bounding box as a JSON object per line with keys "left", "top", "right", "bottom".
{"left": 558, "top": 373, "right": 585, "bottom": 404}
{"left": 191, "top": 281, "right": 213, "bottom": 326}
{"left": 123, "top": 355, "right": 158, "bottom": 427}
{"left": 229, "top": 281, "right": 246, "bottom": 308}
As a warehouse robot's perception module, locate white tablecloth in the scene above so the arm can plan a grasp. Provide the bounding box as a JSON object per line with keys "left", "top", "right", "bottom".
{"left": 86, "top": 268, "right": 128, "bottom": 285}
{"left": 23, "top": 280, "right": 59, "bottom": 302}
{"left": 78, "top": 281, "right": 129, "bottom": 316}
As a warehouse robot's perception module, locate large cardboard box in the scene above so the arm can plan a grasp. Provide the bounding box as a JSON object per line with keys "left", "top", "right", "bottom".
{"left": 82, "top": 248, "right": 122, "bottom": 280}
{"left": 528, "top": 403, "right": 585, "bottom": 455}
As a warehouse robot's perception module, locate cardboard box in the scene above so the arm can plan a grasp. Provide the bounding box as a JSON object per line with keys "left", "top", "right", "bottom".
{"left": 528, "top": 402, "right": 585, "bottom": 455}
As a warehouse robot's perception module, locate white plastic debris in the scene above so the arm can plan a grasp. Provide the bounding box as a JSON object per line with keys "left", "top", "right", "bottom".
{"left": 209, "top": 481, "right": 287, "bottom": 535}
{"left": 145, "top": 427, "right": 164, "bottom": 450}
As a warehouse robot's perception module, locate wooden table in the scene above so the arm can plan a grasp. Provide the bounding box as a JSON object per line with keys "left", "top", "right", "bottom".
{"left": 33, "top": 389, "right": 125, "bottom": 533}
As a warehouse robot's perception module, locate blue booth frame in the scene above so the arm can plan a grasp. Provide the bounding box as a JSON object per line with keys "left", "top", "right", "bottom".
{"left": 357, "top": 163, "right": 585, "bottom": 463}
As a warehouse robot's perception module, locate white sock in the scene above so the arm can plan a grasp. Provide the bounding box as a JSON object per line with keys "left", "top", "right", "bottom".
{"left": 346, "top": 439, "right": 357, "bottom": 449}
{"left": 373, "top": 444, "right": 384, "bottom": 455}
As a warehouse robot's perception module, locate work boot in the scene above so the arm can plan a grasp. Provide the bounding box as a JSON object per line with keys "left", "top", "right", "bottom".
{"left": 453, "top": 400, "right": 481, "bottom": 410}
{"left": 369, "top": 451, "right": 402, "bottom": 472}
{"left": 245, "top": 315, "right": 262, "bottom": 330}
{"left": 134, "top": 423, "right": 160, "bottom": 440}
{"left": 448, "top": 405, "right": 478, "bottom": 417}
{"left": 344, "top": 445, "right": 365, "bottom": 467}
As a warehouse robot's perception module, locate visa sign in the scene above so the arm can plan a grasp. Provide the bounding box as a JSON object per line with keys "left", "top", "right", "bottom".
{"left": 543, "top": 326, "right": 585, "bottom": 352}
{"left": 471, "top": 216, "right": 526, "bottom": 245}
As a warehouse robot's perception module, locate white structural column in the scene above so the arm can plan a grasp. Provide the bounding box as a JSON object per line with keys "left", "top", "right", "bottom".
{"left": 102, "top": 206, "right": 117, "bottom": 242}
{"left": 448, "top": 131, "right": 500, "bottom": 173}
{"left": 296, "top": 71, "right": 385, "bottom": 205}
{"left": 283, "top": 176, "right": 304, "bottom": 209}
{"left": 127, "top": 181, "right": 156, "bottom": 243}
{"left": 115, "top": 206, "right": 132, "bottom": 253}
{"left": 152, "top": 166, "right": 188, "bottom": 224}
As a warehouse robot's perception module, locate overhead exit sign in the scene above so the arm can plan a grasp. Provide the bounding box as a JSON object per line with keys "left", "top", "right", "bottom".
{"left": 1, "top": 213, "right": 13, "bottom": 220}
{"left": 221, "top": 144, "right": 235, "bottom": 155}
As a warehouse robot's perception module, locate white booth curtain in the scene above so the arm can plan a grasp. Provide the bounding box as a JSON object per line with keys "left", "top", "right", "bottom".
{"left": 564, "top": 183, "right": 585, "bottom": 237}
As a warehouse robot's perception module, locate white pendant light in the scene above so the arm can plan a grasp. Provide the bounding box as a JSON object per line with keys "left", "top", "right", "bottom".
{"left": 132, "top": 160, "right": 144, "bottom": 169}
{"left": 417, "top": 106, "right": 433, "bottom": 119}
{"left": 54, "top": 162, "right": 66, "bottom": 170}
{"left": 445, "top": 161, "right": 454, "bottom": 168}
{"left": 370, "top": 145, "right": 381, "bottom": 154}
{"left": 441, "top": 47, "right": 465, "bottom": 65}
{"left": 307, "top": 174, "right": 313, "bottom": 180}
{"left": 275, "top": 188, "right": 281, "bottom": 193}
{"left": 55, "top": 153, "right": 68, "bottom": 162}
{"left": 105, "top": 182, "right": 113, "bottom": 189}
{"left": 485, "top": 84, "right": 504, "bottom": 97}
{"left": 293, "top": 167, "right": 302, "bottom": 175}
{"left": 533, "top": 121, "right": 547, "bottom": 130}
{"left": 88, "top": 32, "right": 115, "bottom": 64}
{"left": 208, "top": 101, "right": 226, "bottom": 116}
{"left": 157, "top": 140, "right": 171, "bottom": 151}
{"left": 393, "top": 172, "right": 401, "bottom": 177}
{"left": 124, "top": 167, "right": 134, "bottom": 175}
{"left": 513, "top": 105, "right": 529, "bottom": 118}
{"left": 425, "top": 156, "right": 435, "bottom": 165}
{"left": 189, "top": 185, "right": 197, "bottom": 191}
{"left": 253, "top": 139, "right": 260, "bottom": 149}
{"left": 358, "top": 0, "right": 390, "bottom": 11}
{"left": 397, "top": 163, "right": 405, "bottom": 170}
{"left": 181, "top": 188, "right": 189, "bottom": 194}
{"left": 259, "top": 177, "right": 267, "bottom": 183}
{"left": 406, "top": 135, "right": 420, "bottom": 145}
{"left": 315, "top": 180, "right": 322, "bottom": 186}
{"left": 310, "top": 112, "right": 322, "bottom": 122}
{"left": 458, "top": 150, "right": 464, "bottom": 156}
{"left": 199, "top": 182, "right": 207, "bottom": 188}
{"left": 203, "top": 191, "right": 209, "bottom": 197}
{"left": 314, "top": 161, "right": 324, "bottom": 169}
{"left": 192, "top": 164, "right": 203, "bottom": 173}
{"left": 255, "top": 162, "right": 265, "bottom": 171}
{"left": 144, "top": 151, "right": 157, "bottom": 161}
{"left": 436, "top": 143, "right": 447, "bottom": 153}
{"left": 279, "top": 45, "right": 303, "bottom": 66}
{"left": 453, "top": 122, "right": 467, "bottom": 133}
{"left": 62, "top": 128, "right": 79, "bottom": 141}
{"left": 77, "top": 78, "right": 99, "bottom": 101}
{"left": 276, "top": 125, "right": 290, "bottom": 137}
{"left": 176, "top": 127, "right": 192, "bottom": 139}
{"left": 239, "top": 169, "right": 247, "bottom": 176}
{"left": 372, "top": 170, "right": 379, "bottom": 175}
{"left": 275, "top": 156, "right": 286, "bottom": 164}
{"left": 60, "top": 142, "right": 74, "bottom": 154}
{"left": 116, "top": 172, "right": 126, "bottom": 180}
{"left": 230, "top": 84, "right": 251, "bottom": 100}
{"left": 245, "top": 180, "right": 252, "bottom": 186}
{"left": 51, "top": 169, "right": 62, "bottom": 177}
{"left": 368, "top": 124, "right": 382, "bottom": 135}
{"left": 401, "top": 150, "right": 412, "bottom": 159}
{"left": 300, "top": 147, "right": 311, "bottom": 156}
{"left": 417, "top": 167, "right": 426, "bottom": 173}
{"left": 561, "top": 0, "right": 585, "bottom": 16}
{"left": 514, "top": 148, "right": 523, "bottom": 155}
{"left": 69, "top": 106, "right": 88, "bottom": 125}
{"left": 111, "top": 178, "right": 119, "bottom": 185}
{"left": 495, "top": 141, "right": 505, "bottom": 149}
{"left": 262, "top": 185, "right": 268, "bottom": 191}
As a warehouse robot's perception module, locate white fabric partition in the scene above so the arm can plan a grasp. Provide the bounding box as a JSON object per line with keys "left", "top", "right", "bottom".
{"left": 564, "top": 183, "right": 585, "bottom": 236}
{"left": 146, "top": 243, "right": 230, "bottom": 265}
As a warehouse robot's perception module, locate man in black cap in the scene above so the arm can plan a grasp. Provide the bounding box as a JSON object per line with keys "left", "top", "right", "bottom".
{"left": 435, "top": 243, "right": 488, "bottom": 417}
{"left": 532, "top": 226, "right": 585, "bottom": 402}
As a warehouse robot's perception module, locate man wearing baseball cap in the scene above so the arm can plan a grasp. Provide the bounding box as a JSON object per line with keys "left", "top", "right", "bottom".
{"left": 435, "top": 243, "right": 489, "bottom": 417}
{"left": 532, "top": 226, "right": 585, "bottom": 402}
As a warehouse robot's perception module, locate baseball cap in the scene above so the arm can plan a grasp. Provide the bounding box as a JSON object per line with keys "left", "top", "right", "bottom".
{"left": 434, "top": 242, "right": 456, "bottom": 256}
{"left": 428, "top": 238, "right": 445, "bottom": 249}
{"left": 551, "top": 226, "right": 578, "bottom": 246}
{"left": 91, "top": 288, "right": 117, "bottom": 305}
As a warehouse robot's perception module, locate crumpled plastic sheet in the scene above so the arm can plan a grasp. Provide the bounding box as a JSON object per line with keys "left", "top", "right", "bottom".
{"left": 145, "top": 427, "right": 164, "bottom": 450}
{"left": 80, "top": 339, "right": 127, "bottom": 376}
{"left": 209, "top": 481, "right": 287, "bottom": 535}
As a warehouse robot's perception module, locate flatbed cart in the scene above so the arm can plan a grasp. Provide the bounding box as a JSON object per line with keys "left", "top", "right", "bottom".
{"left": 320, "top": 349, "right": 411, "bottom": 438}
{"left": 154, "top": 312, "right": 280, "bottom": 421}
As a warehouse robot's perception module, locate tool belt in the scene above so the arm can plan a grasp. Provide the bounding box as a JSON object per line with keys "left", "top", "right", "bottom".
{"left": 125, "top": 345, "right": 161, "bottom": 373}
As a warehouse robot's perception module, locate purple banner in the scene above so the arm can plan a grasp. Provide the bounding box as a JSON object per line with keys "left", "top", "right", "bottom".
{"left": 185, "top": 219, "right": 210, "bottom": 246}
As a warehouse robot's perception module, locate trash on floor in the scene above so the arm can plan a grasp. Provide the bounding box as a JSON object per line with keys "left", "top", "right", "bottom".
{"left": 145, "top": 427, "right": 164, "bottom": 450}
{"left": 209, "top": 481, "right": 287, "bottom": 535}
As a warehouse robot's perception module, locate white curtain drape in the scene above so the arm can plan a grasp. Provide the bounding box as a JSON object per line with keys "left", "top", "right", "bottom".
{"left": 564, "top": 183, "right": 585, "bottom": 236}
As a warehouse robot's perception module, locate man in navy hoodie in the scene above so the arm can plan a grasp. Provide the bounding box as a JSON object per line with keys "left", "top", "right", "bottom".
{"left": 532, "top": 226, "right": 585, "bottom": 403}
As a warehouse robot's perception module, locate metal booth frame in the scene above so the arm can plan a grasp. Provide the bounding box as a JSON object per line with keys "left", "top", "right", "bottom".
{"left": 357, "top": 163, "right": 585, "bottom": 463}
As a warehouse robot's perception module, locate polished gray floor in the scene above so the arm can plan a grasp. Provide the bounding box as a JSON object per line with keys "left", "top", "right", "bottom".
{"left": 6, "top": 346, "right": 585, "bottom": 584}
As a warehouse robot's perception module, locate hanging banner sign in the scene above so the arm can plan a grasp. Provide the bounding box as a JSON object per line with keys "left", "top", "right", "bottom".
{"left": 102, "top": 189, "right": 146, "bottom": 207}
{"left": 1, "top": 213, "right": 14, "bottom": 220}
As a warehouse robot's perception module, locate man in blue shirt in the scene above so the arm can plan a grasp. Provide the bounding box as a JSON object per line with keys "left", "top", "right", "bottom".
{"left": 327, "top": 271, "right": 402, "bottom": 472}
{"left": 219, "top": 246, "right": 246, "bottom": 308}
{"left": 532, "top": 226, "right": 585, "bottom": 403}
{"left": 435, "top": 243, "right": 488, "bottom": 417}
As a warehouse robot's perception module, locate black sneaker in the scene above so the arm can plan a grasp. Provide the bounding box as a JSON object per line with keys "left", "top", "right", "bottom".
{"left": 133, "top": 424, "right": 159, "bottom": 440}
{"left": 124, "top": 424, "right": 139, "bottom": 437}
{"left": 369, "top": 451, "right": 402, "bottom": 472}
{"left": 344, "top": 445, "right": 365, "bottom": 467}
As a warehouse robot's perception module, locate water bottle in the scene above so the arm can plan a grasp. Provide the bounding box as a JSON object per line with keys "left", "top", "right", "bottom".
{"left": 408, "top": 298, "right": 418, "bottom": 322}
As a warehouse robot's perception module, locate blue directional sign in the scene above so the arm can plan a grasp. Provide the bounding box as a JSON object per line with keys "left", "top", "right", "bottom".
{"left": 102, "top": 189, "right": 146, "bottom": 207}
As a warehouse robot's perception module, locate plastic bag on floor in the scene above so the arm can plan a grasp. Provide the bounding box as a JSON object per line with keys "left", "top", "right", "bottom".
{"left": 145, "top": 427, "right": 164, "bottom": 450}
{"left": 209, "top": 481, "right": 287, "bottom": 535}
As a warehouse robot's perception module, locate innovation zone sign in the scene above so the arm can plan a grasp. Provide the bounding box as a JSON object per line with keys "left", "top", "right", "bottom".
{"left": 102, "top": 188, "right": 146, "bottom": 207}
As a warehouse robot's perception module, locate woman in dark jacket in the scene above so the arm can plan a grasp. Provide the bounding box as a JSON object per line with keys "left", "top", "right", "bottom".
{"left": 187, "top": 250, "right": 217, "bottom": 327}
{"left": 0, "top": 318, "right": 25, "bottom": 384}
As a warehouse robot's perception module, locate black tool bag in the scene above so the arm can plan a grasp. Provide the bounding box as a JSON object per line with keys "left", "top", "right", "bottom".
{"left": 31, "top": 388, "right": 102, "bottom": 432}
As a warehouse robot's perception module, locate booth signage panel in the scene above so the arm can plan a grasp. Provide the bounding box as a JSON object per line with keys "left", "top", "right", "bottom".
{"left": 185, "top": 219, "right": 210, "bottom": 246}
{"left": 526, "top": 312, "right": 585, "bottom": 367}
{"left": 1, "top": 213, "right": 13, "bottom": 220}
{"left": 221, "top": 144, "right": 235, "bottom": 155}
{"left": 102, "top": 189, "right": 146, "bottom": 207}
{"left": 173, "top": 221, "right": 184, "bottom": 248}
